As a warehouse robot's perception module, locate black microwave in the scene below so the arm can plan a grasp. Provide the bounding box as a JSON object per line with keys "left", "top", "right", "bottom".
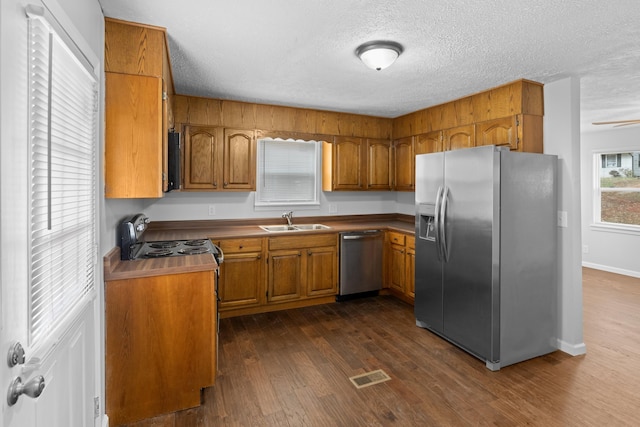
{"left": 167, "top": 131, "right": 180, "bottom": 192}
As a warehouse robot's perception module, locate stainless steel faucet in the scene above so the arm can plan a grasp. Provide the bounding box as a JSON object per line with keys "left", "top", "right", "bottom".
{"left": 282, "top": 211, "right": 293, "bottom": 227}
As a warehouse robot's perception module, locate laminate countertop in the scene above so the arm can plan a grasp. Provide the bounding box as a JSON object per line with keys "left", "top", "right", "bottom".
{"left": 103, "top": 247, "right": 218, "bottom": 281}
{"left": 143, "top": 214, "right": 415, "bottom": 241}
{"left": 104, "top": 214, "right": 415, "bottom": 281}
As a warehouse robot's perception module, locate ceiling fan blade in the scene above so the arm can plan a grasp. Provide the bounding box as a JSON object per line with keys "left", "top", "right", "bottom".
{"left": 593, "top": 119, "right": 640, "bottom": 125}
{"left": 613, "top": 122, "right": 640, "bottom": 127}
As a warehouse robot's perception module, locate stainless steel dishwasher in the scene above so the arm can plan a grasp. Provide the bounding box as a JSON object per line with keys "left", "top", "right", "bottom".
{"left": 338, "top": 230, "right": 383, "bottom": 300}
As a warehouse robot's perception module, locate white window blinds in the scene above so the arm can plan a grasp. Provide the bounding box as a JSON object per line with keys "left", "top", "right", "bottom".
{"left": 256, "top": 138, "right": 320, "bottom": 206}
{"left": 28, "top": 13, "right": 98, "bottom": 345}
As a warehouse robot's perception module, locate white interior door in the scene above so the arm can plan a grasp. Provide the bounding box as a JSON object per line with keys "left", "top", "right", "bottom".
{"left": 1, "top": 0, "right": 99, "bottom": 425}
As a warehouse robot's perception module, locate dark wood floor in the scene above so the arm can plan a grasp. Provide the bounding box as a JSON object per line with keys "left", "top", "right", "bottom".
{"left": 124, "top": 267, "right": 640, "bottom": 426}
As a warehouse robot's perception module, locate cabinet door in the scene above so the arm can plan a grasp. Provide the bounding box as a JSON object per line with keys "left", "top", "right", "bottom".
{"left": 183, "top": 125, "right": 220, "bottom": 190}
{"left": 443, "top": 124, "right": 475, "bottom": 151}
{"left": 268, "top": 249, "right": 303, "bottom": 302}
{"left": 366, "top": 139, "right": 393, "bottom": 190}
{"left": 389, "top": 244, "right": 406, "bottom": 293}
{"left": 415, "top": 130, "right": 443, "bottom": 155}
{"left": 306, "top": 246, "right": 338, "bottom": 297}
{"left": 105, "top": 271, "right": 215, "bottom": 425}
{"left": 218, "top": 252, "right": 263, "bottom": 309}
{"left": 223, "top": 128, "right": 255, "bottom": 190}
{"left": 394, "top": 136, "right": 414, "bottom": 191}
{"left": 405, "top": 238, "right": 415, "bottom": 299}
{"left": 105, "top": 72, "right": 163, "bottom": 198}
{"left": 332, "top": 136, "right": 365, "bottom": 190}
{"left": 475, "top": 116, "right": 518, "bottom": 151}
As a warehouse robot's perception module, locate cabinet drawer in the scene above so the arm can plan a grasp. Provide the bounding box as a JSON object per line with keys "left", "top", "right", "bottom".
{"left": 218, "top": 238, "right": 263, "bottom": 253}
{"left": 269, "top": 233, "right": 337, "bottom": 250}
{"left": 388, "top": 231, "right": 406, "bottom": 246}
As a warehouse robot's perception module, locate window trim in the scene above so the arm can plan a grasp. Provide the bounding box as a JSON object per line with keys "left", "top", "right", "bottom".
{"left": 591, "top": 150, "right": 640, "bottom": 235}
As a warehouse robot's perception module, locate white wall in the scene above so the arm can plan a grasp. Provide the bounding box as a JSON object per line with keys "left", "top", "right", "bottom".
{"left": 581, "top": 126, "right": 640, "bottom": 277}
{"left": 142, "top": 189, "right": 401, "bottom": 221}
{"left": 543, "top": 77, "right": 586, "bottom": 356}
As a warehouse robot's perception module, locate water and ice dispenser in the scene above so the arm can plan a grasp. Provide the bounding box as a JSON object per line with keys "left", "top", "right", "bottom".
{"left": 418, "top": 203, "right": 437, "bottom": 242}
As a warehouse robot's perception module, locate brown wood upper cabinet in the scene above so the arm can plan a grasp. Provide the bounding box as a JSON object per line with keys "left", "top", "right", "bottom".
{"left": 182, "top": 126, "right": 256, "bottom": 191}
{"left": 443, "top": 124, "right": 475, "bottom": 151}
{"left": 223, "top": 128, "right": 256, "bottom": 190}
{"left": 366, "top": 138, "right": 393, "bottom": 190}
{"left": 415, "top": 131, "right": 443, "bottom": 155}
{"left": 393, "top": 136, "right": 414, "bottom": 191}
{"left": 475, "top": 114, "right": 543, "bottom": 153}
{"left": 323, "top": 137, "right": 393, "bottom": 191}
{"left": 104, "top": 18, "right": 174, "bottom": 198}
{"left": 183, "top": 125, "right": 220, "bottom": 190}
{"left": 323, "top": 137, "right": 365, "bottom": 190}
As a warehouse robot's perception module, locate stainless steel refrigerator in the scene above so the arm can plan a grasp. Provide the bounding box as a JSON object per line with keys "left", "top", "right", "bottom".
{"left": 415, "top": 145, "right": 558, "bottom": 370}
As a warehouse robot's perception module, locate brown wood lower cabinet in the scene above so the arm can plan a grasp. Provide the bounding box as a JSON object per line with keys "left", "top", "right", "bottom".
{"left": 268, "top": 234, "right": 338, "bottom": 302}
{"left": 385, "top": 231, "right": 415, "bottom": 303}
{"left": 216, "top": 238, "right": 264, "bottom": 311}
{"left": 105, "top": 270, "right": 216, "bottom": 426}
{"left": 216, "top": 233, "right": 338, "bottom": 317}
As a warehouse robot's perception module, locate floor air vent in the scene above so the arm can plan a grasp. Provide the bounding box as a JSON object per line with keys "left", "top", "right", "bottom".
{"left": 349, "top": 369, "right": 391, "bottom": 389}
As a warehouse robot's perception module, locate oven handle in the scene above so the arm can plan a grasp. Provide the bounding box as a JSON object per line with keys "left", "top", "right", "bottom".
{"left": 213, "top": 244, "right": 224, "bottom": 265}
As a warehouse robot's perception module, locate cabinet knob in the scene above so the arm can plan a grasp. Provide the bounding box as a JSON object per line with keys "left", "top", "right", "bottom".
{"left": 224, "top": 182, "right": 228, "bottom": 187}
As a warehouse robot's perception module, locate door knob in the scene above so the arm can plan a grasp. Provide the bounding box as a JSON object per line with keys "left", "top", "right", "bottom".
{"left": 7, "top": 375, "right": 45, "bottom": 406}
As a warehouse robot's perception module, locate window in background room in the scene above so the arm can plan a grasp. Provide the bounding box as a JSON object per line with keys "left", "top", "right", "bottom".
{"left": 594, "top": 151, "right": 640, "bottom": 228}
{"left": 256, "top": 138, "right": 321, "bottom": 207}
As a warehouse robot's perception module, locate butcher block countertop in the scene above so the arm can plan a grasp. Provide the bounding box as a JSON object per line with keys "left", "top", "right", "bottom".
{"left": 144, "top": 213, "right": 415, "bottom": 241}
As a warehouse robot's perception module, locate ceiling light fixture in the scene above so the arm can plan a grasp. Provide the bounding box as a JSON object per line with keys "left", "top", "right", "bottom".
{"left": 356, "top": 41, "right": 403, "bottom": 71}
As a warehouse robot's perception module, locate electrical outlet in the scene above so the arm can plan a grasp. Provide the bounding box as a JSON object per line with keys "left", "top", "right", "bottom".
{"left": 557, "top": 211, "right": 568, "bottom": 228}
{"left": 208, "top": 205, "right": 216, "bottom": 216}
{"left": 329, "top": 204, "right": 338, "bottom": 214}
{"left": 582, "top": 245, "right": 589, "bottom": 254}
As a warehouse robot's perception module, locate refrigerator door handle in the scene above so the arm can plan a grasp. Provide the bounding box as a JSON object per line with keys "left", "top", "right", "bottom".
{"left": 434, "top": 186, "right": 444, "bottom": 261}
{"left": 440, "top": 186, "right": 450, "bottom": 262}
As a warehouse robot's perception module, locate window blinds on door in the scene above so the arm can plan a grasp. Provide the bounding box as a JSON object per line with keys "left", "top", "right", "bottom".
{"left": 28, "top": 13, "right": 98, "bottom": 346}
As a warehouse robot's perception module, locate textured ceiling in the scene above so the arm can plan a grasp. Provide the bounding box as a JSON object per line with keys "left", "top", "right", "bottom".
{"left": 99, "top": 0, "right": 640, "bottom": 132}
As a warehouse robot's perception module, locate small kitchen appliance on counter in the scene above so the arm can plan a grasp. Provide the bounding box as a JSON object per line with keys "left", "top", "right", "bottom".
{"left": 118, "top": 213, "right": 223, "bottom": 264}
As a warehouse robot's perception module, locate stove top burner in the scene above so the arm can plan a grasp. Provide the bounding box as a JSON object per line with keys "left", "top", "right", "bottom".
{"left": 184, "top": 239, "right": 207, "bottom": 246}
{"left": 149, "top": 241, "right": 181, "bottom": 249}
{"left": 144, "top": 249, "right": 174, "bottom": 258}
{"left": 178, "top": 247, "right": 210, "bottom": 255}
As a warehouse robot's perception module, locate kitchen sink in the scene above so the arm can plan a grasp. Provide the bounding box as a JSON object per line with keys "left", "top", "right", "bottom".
{"left": 292, "top": 224, "right": 331, "bottom": 230}
{"left": 259, "top": 224, "right": 331, "bottom": 232}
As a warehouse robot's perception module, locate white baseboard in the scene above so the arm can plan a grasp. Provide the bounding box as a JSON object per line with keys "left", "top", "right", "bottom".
{"left": 101, "top": 414, "right": 109, "bottom": 427}
{"left": 557, "top": 339, "right": 587, "bottom": 356}
{"left": 582, "top": 262, "right": 640, "bottom": 279}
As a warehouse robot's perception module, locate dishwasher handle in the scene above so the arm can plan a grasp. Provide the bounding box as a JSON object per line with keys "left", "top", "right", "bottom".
{"left": 341, "top": 230, "right": 382, "bottom": 240}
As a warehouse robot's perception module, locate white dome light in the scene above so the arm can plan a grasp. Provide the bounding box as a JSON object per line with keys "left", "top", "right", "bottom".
{"left": 356, "top": 41, "right": 403, "bottom": 71}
